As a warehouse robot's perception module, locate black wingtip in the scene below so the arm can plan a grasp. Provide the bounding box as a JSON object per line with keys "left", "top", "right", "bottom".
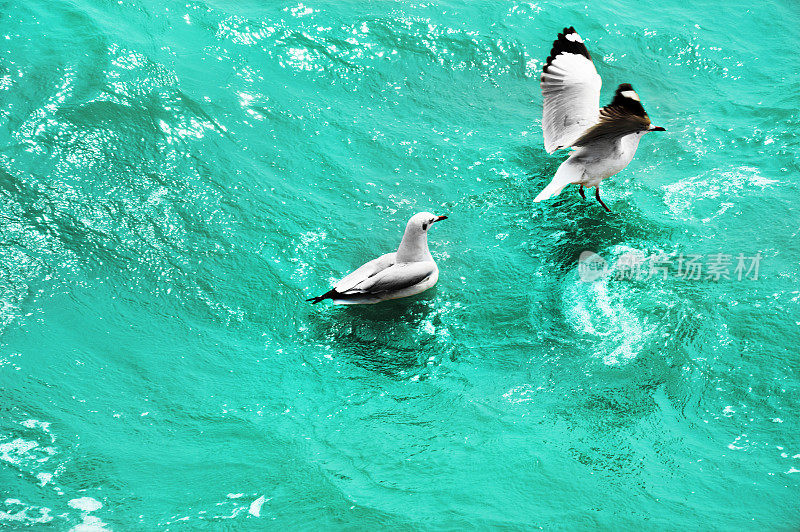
{"left": 544, "top": 26, "right": 591, "bottom": 73}
{"left": 608, "top": 83, "right": 649, "bottom": 119}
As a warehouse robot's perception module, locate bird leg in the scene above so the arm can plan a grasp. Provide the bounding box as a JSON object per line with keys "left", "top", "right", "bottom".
{"left": 578, "top": 185, "right": 586, "bottom": 200}
{"left": 594, "top": 187, "right": 611, "bottom": 212}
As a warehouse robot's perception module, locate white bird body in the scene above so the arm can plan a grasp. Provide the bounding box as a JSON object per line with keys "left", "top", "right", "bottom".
{"left": 582, "top": 132, "right": 644, "bottom": 183}
{"left": 308, "top": 212, "right": 446, "bottom": 305}
{"left": 571, "top": 131, "right": 645, "bottom": 185}
{"left": 329, "top": 251, "right": 440, "bottom": 305}
{"left": 534, "top": 27, "right": 664, "bottom": 211}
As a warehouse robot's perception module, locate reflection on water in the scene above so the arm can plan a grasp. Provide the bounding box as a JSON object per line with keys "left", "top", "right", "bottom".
{"left": 306, "top": 290, "right": 451, "bottom": 378}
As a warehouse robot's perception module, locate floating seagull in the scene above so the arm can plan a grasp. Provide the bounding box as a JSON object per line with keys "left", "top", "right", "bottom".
{"left": 307, "top": 212, "right": 447, "bottom": 305}
{"left": 534, "top": 27, "right": 665, "bottom": 212}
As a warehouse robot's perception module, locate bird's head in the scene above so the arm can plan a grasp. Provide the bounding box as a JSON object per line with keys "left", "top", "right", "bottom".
{"left": 396, "top": 212, "right": 447, "bottom": 262}
{"left": 609, "top": 84, "right": 666, "bottom": 135}
{"left": 406, "top": 212, "right": 447, "bottom": 236}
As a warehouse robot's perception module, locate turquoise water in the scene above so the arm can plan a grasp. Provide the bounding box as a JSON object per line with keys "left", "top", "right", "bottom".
{"left": 1, "top": 0, "right": 799, "bottom": 528}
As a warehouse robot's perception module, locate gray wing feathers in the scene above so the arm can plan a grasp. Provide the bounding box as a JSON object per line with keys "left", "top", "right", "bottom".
{"left": 572, "top": 109, "right": 649, "bottom": 146}
{"left": 335, "top": 252, "right": 396, "bottom": 293}
{"left": 572, "top": 117, "right": 644, "bottom": 146}
{"left": 345, "top": 261, "right": 435, "bottom": 295}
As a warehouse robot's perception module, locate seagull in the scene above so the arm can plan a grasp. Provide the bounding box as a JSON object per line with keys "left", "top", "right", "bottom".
{"left": 307, "top": 212, "right": 447, "bottom": 305}
{"left": 534, "top": 27, "right": 665, "bottom": 212}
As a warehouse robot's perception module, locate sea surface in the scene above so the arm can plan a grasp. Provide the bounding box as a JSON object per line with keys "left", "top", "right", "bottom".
{"left": 1, "top": 0, "right": 799, "bottom": 529}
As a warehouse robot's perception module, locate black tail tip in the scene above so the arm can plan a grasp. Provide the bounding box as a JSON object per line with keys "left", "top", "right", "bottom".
{"left": 307, "top": 288, "right": 338, "bottom": 304}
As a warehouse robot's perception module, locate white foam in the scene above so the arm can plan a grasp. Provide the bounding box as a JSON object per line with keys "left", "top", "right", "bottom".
{"left": 564, "top": 245, "right": 668, "bottom": 365}
{"left": 663, "top": 166, "right": 777, "bottom": 218}
{"left": 68, "top": 497, "right": 102, "bottom": 513}
{"left": 21, "top": 419, "right": 51, "bottom": 431}
{"left": 69, "top": 514, "right": 110, "bottom": 532}
{"left": 248, "top": 495, "right": 267, "bottom": 517}
{"left": 0, "top": 438, "right": 39, "bottom": 465}
{"left": 502, "top": 384, "right": 539, "bottom": 404}
{"left": 0, "top": 499, "right": 53, "bottom": 525}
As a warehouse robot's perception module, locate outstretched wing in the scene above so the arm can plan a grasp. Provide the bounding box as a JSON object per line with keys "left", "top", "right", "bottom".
{"left": 541, "top": 27, "right": 602, "bottom": 153}
{"left": 572, "top": 83, "right": 651, "bottom": 146}
{"left": 335, "top": 252, "right": 396, "bottom": 293}
{"left": 345, "top": 261, "right": 436, "bottom": 295}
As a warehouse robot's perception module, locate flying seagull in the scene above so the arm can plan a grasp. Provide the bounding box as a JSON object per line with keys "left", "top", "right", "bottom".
{"left": 307, "top": 212, "right": 447, "bottom": 305}
{"left": 534, "top": 27, "right": 665, "bottom": 211}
